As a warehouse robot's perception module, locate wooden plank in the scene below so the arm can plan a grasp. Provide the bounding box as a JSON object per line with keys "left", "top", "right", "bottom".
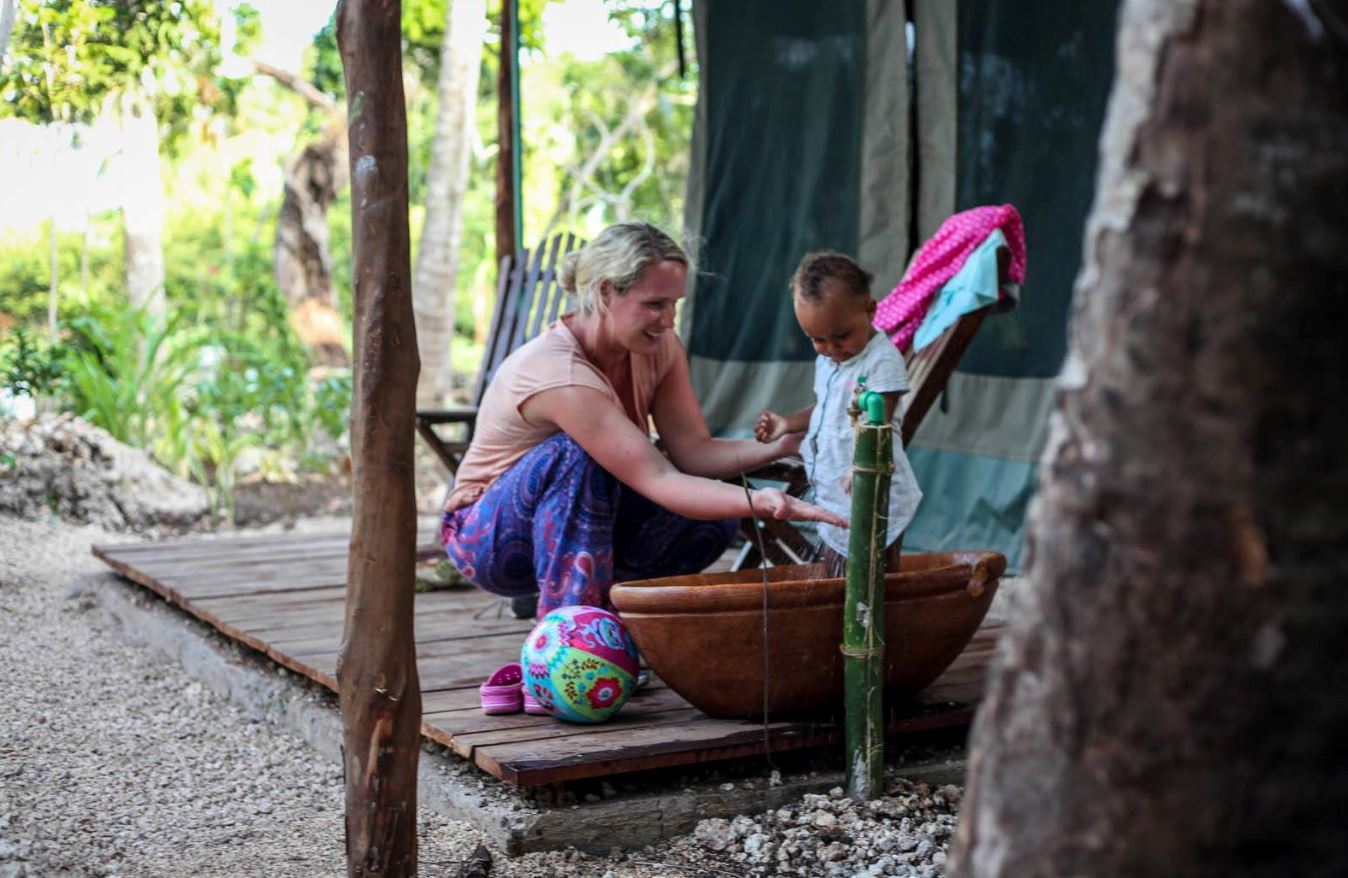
{"left": 480, "top": 701, "right": 976, "bottom": 786}
{"left": 93, "top": 535, "right": 351, "bottom": 565}
{"left": 474, "top": 252, "right": 517, "bottom": 405}
{"left": 543, "top": 233, "right": 577, "bottom": 325}
{"left": 273, "top": 619, "right": 531, "bottom": 658}
{"left": 427, "top": 698, "right": 697, "bottom": 759}
{"left": 475, "top": 716, "right": 812, "bottom": 785}
{"left": 524, "top": 234, "right": 564, "bottom": 340}
{"left": 118, "top": 550, "right": 351, "bottom": 579}
{"left": 509, "top": 241, "right": 550, "bottom": 353}
{"left": 483, "top": 247, "right": 530, "bottom": 390}
{"left": 422, "top": 681, "right": 676, "bottom": 722}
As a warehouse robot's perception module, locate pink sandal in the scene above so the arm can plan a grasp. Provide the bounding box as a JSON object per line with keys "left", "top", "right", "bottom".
{"left": 479, "top": 663, "right": 524, "bottom": 715}
{"left": 522, "top": 687, "right": 550, "bottom": 716}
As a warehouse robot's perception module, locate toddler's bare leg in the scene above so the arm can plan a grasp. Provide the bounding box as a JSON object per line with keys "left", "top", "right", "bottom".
{"left": 819, "top": 544, "right": 847, "bottom": 579}
{"left": 820, "top": 536, "right": 903, "bottom": 578}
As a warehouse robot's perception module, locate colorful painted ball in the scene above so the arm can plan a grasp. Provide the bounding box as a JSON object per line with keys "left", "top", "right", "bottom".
{"left": 521, "top": 606, "right": 640, "bottom": 723}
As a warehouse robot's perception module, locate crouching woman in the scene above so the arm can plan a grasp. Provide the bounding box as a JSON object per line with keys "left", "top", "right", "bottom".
{"left": 440, "top": 222, "right": 842, "bottom": 618}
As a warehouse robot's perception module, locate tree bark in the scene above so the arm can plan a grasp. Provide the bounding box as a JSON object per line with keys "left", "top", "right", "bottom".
{"left": 413, "top": 0, "right": 487, "bottom": 408}
{"left": 275, "top": 134, "right": 345, "bottom": 298}
{"left": 494, "top": 0, "right": 518, "bottom": 270}
{"left": 252, "top": 59, "right": 350, "bottom": 366}
{"left": 335, "top": 0, "right": 422, "bottom": 875}
{"left": 951, "top": 1, "right": 1348, "bottom": 875}
{"left": 119, "top": 91, "right": 166, "bottom": 319}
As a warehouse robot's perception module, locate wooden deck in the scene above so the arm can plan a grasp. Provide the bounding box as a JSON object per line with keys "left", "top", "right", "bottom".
{"left": 93, "top": 529, "right": 1001, "bottom": 787}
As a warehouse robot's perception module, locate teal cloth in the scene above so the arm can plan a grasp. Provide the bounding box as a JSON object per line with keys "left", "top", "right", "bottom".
{"left": 913, "top": 229, "right": 1008, "bottom": 352}
{"left": 903, "top": 443, "right": 1036, "bottom": 572}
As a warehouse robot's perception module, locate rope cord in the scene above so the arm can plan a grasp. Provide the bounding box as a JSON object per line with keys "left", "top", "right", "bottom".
{"left": 739, "top": 472, "right": 777, "bottom": 772}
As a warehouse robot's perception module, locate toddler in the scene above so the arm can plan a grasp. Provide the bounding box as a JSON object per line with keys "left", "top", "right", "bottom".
{"left": 755, "top": 252, "right": 922, "bottom": 576}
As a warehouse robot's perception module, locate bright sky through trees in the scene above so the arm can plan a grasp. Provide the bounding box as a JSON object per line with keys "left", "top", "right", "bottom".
{"left": 0, "top": 0, "right": 630, "bottom": 232}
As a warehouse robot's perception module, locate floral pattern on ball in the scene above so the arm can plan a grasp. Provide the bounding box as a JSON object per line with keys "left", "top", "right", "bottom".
{"left": 521, "top": 606, "right": 640, "bottom": 723}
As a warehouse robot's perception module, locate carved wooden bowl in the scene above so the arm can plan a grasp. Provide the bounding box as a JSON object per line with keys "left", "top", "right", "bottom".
{"left": 609, "top": 552, "right": 1005, "bottom": 719}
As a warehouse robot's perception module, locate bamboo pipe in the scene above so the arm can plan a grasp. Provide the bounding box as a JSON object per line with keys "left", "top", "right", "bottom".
{"left": 843, "top": 381, "right": 892, "bottom": 800}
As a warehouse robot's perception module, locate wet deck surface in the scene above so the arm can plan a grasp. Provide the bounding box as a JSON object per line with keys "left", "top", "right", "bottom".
{"left": 93, "top": 528, "right": 1001, "bottom": 787}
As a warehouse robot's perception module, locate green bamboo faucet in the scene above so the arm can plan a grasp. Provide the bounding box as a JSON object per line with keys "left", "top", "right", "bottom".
{"left": 843, "top": 376, "right": 893, "bottom": 800}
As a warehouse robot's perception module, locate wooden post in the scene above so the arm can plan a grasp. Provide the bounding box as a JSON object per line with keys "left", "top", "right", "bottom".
{"left": 334, "top": 1, "right": 422, "bottom": 875}
{"left": 843, "top": 390, "right": 892, "bottom": 800}
{"left": 494, "top": 0, "right": 521, "bottom": 269}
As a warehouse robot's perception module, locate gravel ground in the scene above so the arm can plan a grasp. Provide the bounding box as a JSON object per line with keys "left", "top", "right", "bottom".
{"left": 0, "top": 512, "right": 961, "bottom": 877}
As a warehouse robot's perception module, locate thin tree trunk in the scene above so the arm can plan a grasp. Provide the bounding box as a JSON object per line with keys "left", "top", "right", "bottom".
{"left": 80, "top": 211, "right": 91, "bottom": 299}
{"left": 0, "top": 0, "right": 16, "bottom": 68}
{"left": 119, "top": 91, "right": 166, "bottom": 318}
{"left": 494, "top": 0, "right": 518, "bottom": 269}
{"left": 413, "top": 0, "right": 487, "bottom": 408}
{"left": 47, "top": 213, "right": 58, "bottom": 337}
{"left": 951, "top": 1, "right": 1348, "bottom": 875}
{"left": 334, "top": 0, "right": 422, "bottom": 875}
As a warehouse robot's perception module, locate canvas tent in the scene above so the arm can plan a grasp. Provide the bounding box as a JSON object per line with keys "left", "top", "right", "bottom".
{"left": 681, "top": 0, "right": 1121, "bottom": 568}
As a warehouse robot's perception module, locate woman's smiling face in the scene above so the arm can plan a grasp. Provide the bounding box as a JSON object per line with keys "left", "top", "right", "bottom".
{"left": 603, "top": 259, "right": 686, "bottom": 354}
{"left": 793, "top": 283, "right": 877, "bottom": 364}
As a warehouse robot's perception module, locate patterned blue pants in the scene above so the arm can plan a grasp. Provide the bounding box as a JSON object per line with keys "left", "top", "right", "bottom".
{"left": 441, "top": 433, "right": 737, "bottom": 618}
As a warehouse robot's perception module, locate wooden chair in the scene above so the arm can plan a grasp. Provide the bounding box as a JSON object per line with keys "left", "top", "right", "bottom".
{"left": 415, "top": 233, "right": 582, "bottom": 476}
{"left": 733, "top": 249, "right": 1014, "bottom": 569}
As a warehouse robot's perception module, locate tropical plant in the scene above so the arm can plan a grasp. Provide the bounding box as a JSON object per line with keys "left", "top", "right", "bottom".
{"left": 0, "top": 325, "right": 66, "bottom": 402}
{"left": 61, "top": 306, "right": 204, "bottom": 450}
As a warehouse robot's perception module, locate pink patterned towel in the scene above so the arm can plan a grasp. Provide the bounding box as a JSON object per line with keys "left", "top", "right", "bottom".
{"left": 874, "top": 204, "right": 1027, "bottom": 352}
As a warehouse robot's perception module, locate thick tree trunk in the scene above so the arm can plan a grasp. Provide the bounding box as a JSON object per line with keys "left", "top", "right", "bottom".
{"left": 275, "top": 123, "right": 347, "bottom": 311}
{"left": 252, "top": 59, "right": 350, "bottom": 366}
{"left": 951, "top": 2, "right": 1348, "bottom": 876}
{"left": 413, "top": 0, "right": 487, "bottom": 408}
{"left": 275, "top": 119, "right": 350, "bottom": 365}
{"left": 119, "top": 92, "right": 166, "bottom": 319}
{"left": 335, "top": 0, "right": 422, "bottom": 875}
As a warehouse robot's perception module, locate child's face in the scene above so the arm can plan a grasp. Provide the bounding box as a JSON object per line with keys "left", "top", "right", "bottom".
{"left": 793, "top": 285, "right": 877, "bottom": 364}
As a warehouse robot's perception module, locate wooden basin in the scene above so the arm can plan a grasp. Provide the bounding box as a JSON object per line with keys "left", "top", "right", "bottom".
{"left": 610, "top": 552, "right": 1005, "bottom": 719}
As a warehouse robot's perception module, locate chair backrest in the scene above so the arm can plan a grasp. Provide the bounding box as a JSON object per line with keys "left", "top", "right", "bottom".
{"left": 897, "top": 247, "right": 1012, "bottom": 446}
{"left": 473, "top": 232, "right": 584, "bottom": 406}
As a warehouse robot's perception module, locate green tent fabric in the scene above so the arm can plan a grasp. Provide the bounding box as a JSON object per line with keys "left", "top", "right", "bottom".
{"left": 682, "top": 0, "right": 1120, "bottom": 569}
{"left": 682, "top": 0, "right": 909, "bottom": 433}
{"left": 903, "top": 0, "right": 1120, "bottom": 569}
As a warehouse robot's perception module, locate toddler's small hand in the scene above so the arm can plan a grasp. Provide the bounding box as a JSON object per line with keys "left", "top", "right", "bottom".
{"left": 841, "top": 473, "right": 853, "bottom": 495}
{"left": 755, "top": 410, "right": 785, "bottom": 443}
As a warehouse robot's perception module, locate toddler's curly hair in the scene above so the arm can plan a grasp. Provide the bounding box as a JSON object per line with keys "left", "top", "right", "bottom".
{"left": 790, "top": 251, "right": 874, "bottom": 302}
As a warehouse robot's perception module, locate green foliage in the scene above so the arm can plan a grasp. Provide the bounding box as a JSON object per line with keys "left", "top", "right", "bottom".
{"left": 231, "top": 4, "right": 263, "bottom": 58}
{"left": 0, "top": 0, "right": 242, "bottom": 153}
{"left": 0, "top": 327, "right": 67, "bottom": 401}
{"left": 1, "top": 0, "right": 700, "bottom": 523}
{"left": 53, "top": 302, "right": 351, "bottom": 522}
{"left": 62, "top": 306, "right": 204, "bottom": 448}
{"left": 0, "top": 217, "right": 124, "bottom": 325}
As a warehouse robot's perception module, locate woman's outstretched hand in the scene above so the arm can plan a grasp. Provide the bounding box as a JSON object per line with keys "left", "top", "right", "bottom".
{"left": 750, "top": 487, "right": 848, "bottom": 529}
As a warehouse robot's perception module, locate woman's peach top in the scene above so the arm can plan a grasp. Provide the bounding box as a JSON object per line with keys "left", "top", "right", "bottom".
{"left": 446, "top": 316, "right": 679, "bottom": 511}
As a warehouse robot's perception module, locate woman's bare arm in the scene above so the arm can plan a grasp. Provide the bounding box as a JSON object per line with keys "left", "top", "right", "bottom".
{"left": 650, "top": 348, "right": 802, "bottom": 479}
{"left": 522, "top": 385, "right": 843, "bottom": 526}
